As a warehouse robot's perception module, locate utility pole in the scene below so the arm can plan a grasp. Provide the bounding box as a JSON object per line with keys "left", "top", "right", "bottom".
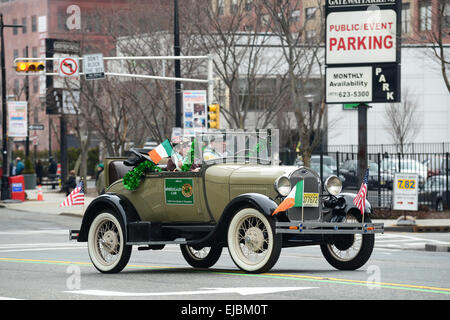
{"left": 174, "top": 0, "right": 182, "bottom": 128}
{"left": 1, "top": 14, "right": 24, "bottom": 200}
{"left": 357, "top": 103, "right": 369, "bottom": 185}
{"left": 24, "top": 46, "right": 30, "bottom": 159}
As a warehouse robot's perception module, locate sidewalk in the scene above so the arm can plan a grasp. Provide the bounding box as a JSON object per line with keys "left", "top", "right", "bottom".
{"left": 0, "top": 186, "right": 95, "bottom": 217}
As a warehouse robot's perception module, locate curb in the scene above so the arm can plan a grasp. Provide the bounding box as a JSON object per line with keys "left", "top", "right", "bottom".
{"left": 425, "top": 244, "right": 450, "bottom": 252}
{"left": 384, "top": 225, "right": 450, "bottom": 233}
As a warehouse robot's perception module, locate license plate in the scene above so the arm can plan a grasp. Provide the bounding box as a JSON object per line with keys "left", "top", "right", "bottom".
{"left": 303, "top": 193, "right": 319, "bottom": 207}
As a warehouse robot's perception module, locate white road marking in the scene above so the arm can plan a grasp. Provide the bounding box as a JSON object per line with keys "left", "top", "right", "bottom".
{"left": 65, "top": 287, "right": 316, "bottom": 297}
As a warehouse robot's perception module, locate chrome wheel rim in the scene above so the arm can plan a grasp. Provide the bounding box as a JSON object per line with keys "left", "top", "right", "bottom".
{"left": 94, "top": 218, "right": 122, "bottom": 266}
{"left": 327, "top": 215, "right": 362, "bottom": 262}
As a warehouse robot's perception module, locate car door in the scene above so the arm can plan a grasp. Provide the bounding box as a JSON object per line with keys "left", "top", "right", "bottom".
{"left": 161, "top": 171, "right": 210, "bottom": 223}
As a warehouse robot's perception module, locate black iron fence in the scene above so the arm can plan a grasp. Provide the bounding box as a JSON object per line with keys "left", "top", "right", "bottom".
{"left": 280, "top": 150, "right": 450, "bottom": 211}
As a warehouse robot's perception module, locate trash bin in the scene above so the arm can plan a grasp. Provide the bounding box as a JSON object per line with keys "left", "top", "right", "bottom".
{"left": 9, "top": 175, "right": 25, "bottom": 202}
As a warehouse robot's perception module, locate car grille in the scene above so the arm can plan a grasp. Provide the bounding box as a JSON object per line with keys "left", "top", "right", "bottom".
{"left": 287, "top": 168, "right": 322, "bottom": 221}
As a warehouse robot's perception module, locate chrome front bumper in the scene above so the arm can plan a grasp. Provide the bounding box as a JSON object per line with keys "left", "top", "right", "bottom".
{"left": 276, "top": 221, "right": 384, "bottom": 234}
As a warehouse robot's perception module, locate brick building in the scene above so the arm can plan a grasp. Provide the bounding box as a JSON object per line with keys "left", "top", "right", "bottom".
{"left": 0, "top": 0, "right": 136, "bottom": 158}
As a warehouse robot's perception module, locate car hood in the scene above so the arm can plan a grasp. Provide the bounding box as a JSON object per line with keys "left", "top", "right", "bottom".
{"left": 205, "top": 164, "right": 299, "bottom": 185}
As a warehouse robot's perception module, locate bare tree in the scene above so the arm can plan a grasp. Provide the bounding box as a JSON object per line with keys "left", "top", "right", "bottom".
{"left": 383, "top": 88, "right": 421, "bottom": 153}
{"left": 260, "top": 0, "right": 327, "bottom": 166}
{"left": 185, "top": 0, "right": 289, "bottom": 129}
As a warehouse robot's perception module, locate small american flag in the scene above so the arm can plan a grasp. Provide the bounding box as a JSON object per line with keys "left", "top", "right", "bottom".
{"left": 60, "top": 180, "right": 85, "bottom": 207}
{"left": 353, "top": 168, "right": 369, "bottom": 215}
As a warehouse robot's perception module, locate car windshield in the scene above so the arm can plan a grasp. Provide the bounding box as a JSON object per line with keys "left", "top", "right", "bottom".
{"left": 173, "top": 129, "right": 280, "bottom": 165}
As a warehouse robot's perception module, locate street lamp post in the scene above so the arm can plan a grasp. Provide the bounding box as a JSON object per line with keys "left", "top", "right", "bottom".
{"left": 174, "top": 0, "right": 182, "bottom": 128}
{"left": 1, "top": 14, "right": 24, "bottom": 200}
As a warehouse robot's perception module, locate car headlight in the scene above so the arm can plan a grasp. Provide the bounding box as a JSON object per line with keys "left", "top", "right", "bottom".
{"left": 274, "top": 176, "right": 291, "bottom": 197}
{"left": 325, "top": 175, "right": 342, "bottom": 196}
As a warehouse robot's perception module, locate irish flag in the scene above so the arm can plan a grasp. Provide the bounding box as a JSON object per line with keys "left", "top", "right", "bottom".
{"left": 272, "top": 180, "right": 304, "bottom": 216}
{"left": 148, "top": 139, "right": 173, "bottom": 164}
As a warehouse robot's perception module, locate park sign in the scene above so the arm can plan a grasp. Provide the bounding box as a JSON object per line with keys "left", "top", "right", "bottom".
{"left": 325, "top": 0, "right": 401, "bottom": 104}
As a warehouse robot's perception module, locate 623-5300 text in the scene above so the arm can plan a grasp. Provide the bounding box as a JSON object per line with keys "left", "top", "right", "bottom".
{"left": 337, "top": 91, "right": 370, "bottom": 98}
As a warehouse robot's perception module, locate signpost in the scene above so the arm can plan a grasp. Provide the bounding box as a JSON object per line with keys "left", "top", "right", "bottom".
{"left": 325, "top": 0, "right": 402, "bottom": 185}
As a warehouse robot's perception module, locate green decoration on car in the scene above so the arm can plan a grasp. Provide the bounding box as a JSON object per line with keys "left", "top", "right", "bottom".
{"left": 123, "top": 160, "right": 161, "bottom": 191}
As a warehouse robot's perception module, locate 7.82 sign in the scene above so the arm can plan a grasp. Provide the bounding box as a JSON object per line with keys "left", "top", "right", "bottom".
{"left": 325, "top": 0, "right": 401, "bottom": 104}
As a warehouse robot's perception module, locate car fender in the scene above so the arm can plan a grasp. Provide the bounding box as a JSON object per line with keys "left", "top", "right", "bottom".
{"left": 77, "top": 193, "right": 140, "bottom": 242}
{"left": 336, "top": 192, "right": 372, "bottom": 216}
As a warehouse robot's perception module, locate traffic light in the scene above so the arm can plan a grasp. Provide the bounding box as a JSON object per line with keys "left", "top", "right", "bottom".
{"left": 15, "top": 62, "right": 45, "bottom": 73}
{"left": 207, "top": 104, "right": 220, "bottom": 129}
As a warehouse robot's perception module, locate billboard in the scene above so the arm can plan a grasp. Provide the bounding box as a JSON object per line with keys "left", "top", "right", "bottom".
{"left": 325, "top": 0, "right": 401, "bottom": 104}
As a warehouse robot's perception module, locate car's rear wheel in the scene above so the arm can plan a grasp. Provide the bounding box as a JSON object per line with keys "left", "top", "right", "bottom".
{"left": 180, "top": 244, "right": 222, "bottom": 268}
{"left": 87, "top": 211, "right": 132, "bottom": 273}
{"left": 227, "top": 207, "right": 282, "bottom": 273}
{"left": 320, "top": 211, "right": 375, "bottom": 270}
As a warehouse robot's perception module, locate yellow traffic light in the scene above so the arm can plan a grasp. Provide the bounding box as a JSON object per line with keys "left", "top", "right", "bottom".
{"left": 208, "top": 104, "right": 220, "bottom": 129}
{"left": 15, "top": 62, "right": 45, "bottom": 72}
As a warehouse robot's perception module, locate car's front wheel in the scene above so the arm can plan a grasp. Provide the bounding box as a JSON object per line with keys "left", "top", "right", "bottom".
{"left": 87, "top": 211, "right": 132, "bottom": 273}
{"left": 320, "top": 210, "right": 375, "bottom": 270}
{"left": 227, "top": 207, "right": 282, "bottom": 273}
{"left": 180, "top": 244, "right": 223, "bottom": 268}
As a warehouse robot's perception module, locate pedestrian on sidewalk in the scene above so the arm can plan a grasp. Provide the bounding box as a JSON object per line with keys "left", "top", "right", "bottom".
{"left": 35, "top": 159, "right": 43, "bottom": 185}
{"left": 48, "top": 157, "right": 57, "bottom": 189}
{"left": 63, "top": 170, "right": 77, "bottom": 196}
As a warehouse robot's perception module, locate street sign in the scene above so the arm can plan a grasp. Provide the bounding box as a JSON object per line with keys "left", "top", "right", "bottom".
{"left": 7, "top": 101, "right": 27, "bottom": 137}
{"left": 393, "top": 173, "right": 419, "bottom": 211}
{"left": 58, "top": 57, "right": 79, "bottom": 77}
{"left": 29, "top": 124, "right": 44, "bottom": 130}
{"left": 326, "top": 64, "right": 400, "bottom": 103}
{"left": 83, "top": 53, "right": 105, "bottom": 80}
{"left": 325, "top": 0, "right": 401, "bottom": 104}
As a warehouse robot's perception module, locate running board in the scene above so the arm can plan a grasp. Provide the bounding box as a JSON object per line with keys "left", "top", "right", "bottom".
{"left": 276, "top": 221, "right": 384, "bottom": 234}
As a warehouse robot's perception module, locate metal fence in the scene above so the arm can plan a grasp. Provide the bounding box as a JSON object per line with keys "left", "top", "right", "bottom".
{"left": 280, "top": 150, "right": 450, "bottom": 211}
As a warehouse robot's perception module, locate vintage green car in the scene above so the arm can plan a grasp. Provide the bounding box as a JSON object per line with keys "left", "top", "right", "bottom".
{"left": 70, "top": 130, "right": 383, "bottom": 274}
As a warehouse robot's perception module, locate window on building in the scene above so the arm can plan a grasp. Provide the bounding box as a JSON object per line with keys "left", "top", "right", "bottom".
{"left": 231, "top": 0, "right": 238, "bottom": 14}
{"left": 306, "top": 30, "right": 317, "bottom": 43}
{"left": 291, "top": 10, "right": 300, "bottom": 22}
{"left": 31, "top": 15, "right": 37, "bottom": 32}
{"left": 12, "top": 18, "right": 18, "bottom": 35}
{"left": 402, "top": 3, "right": 411, "bottom": 34}
{"left": 217, "top": 0, "right": 224, "bottom": 16}
{"left": 245, "top": 0, "right": 253, "bottom": 12}
{"left": 445, "top": 2, "right": 450, "bottom": 26}
{"left": 305, "top": 7, "right": 317, "bottom": 20}
{"left": 33, "top": 78, "right": 39, "bottom": 94}
{"left": 32, "top": 47, "right": 38, "bottom": 58}
{"left": 13, "top": 49, "right": 18, "bottom": 59}
{"left": 419, "top": 0, "right": 432, "bottom": 31}
{"left": 13, "top": 79, "right": 20, "bottom": 96}
{"left": 22, "top": 17, "right": 27, "bottom": 34}
{"left": 239, "top": 78, "right": 277, "bottom": 111}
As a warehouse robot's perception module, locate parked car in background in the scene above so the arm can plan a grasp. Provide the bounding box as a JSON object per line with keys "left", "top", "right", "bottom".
{"left": 422, "top": 156, "right": 450, "bottom": 177}
{"left": 340, "top": 160, "right": 392, "bottom": 190}
{"left": 419, "top": 175, "right": 449, "bottom": 211}
{"left": 310, "top": 163, "right": 346, "bottom": 185}
{"left": 311, "top": 155, "right": 337, "bottom": 173}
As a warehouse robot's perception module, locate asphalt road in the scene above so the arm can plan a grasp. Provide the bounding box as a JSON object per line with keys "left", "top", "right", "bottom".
{"left": 0, "top": 208, "right": 449, "bottom": 305}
